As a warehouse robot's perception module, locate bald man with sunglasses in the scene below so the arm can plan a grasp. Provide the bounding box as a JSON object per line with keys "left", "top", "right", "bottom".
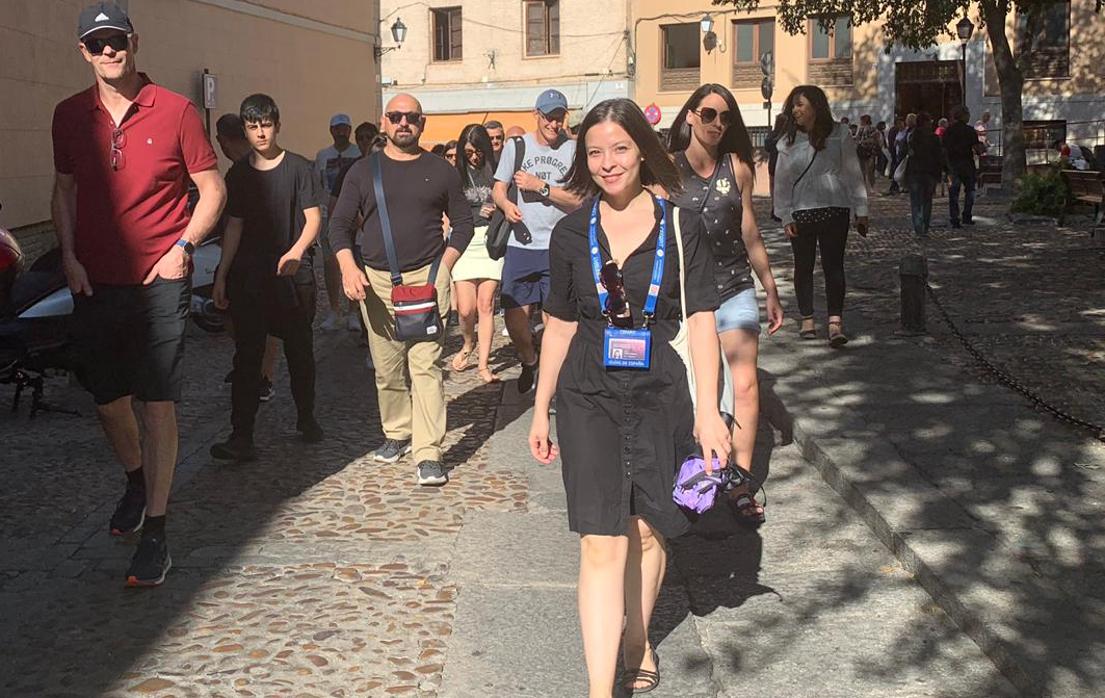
{"left": 329, "top": 93, "right": 473, "bottom": 487}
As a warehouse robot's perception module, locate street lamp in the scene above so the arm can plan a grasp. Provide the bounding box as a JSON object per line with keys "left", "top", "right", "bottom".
{"left": 375, "top": 17, "right": 407, "bottom": 58}
{"left": 956, "top": 16, "right": 974, "bottom": 102}
{"left": 700, "top": 13, "right": 717, "bottom": 53}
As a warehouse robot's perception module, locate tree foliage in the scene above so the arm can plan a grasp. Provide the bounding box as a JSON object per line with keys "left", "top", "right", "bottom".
{"left": 711, "top": 0, "right": 1074, "bottom": 52}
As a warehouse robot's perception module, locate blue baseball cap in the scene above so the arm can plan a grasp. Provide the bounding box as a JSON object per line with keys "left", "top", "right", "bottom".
{"left": 535, "top": 89, "right": 568, "bottom": 114}
{"left": 330, "top": 113, "right": 352, "bottom": 127}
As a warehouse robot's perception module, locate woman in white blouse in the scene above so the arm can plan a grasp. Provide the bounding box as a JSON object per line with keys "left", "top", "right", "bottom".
{"left": 773, "top": 85, "right": 869, "bottom": 347}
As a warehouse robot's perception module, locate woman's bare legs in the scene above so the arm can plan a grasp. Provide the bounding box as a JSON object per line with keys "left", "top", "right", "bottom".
{"left": 475, "top": 279, "right": 499, "bottom": 381}
{"left": 622, "top": 516, "right": 666, "bottom": 690}
{"left": 720, "top": 328, "right": 766, "bottom": 518}
{"left": 452, "top": 279, "right": 477, "bottom": 371}
{"left": 579, "top": 534, "right": 629, "bottom": 698}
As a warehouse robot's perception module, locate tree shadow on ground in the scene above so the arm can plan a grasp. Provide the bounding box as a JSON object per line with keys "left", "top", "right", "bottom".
{"left": 0, "top": 329, "right": 512, "bottom": 696}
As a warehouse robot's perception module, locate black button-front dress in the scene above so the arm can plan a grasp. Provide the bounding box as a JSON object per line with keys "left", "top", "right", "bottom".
{"left": 545, "top": 197, "right": 720, "bottom": 539}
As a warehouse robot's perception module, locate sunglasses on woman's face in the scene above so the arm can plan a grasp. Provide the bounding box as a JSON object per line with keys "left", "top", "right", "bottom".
{"left": 600, "top": 260, "right": 632, "bottom": 327}
{"left": 445, "top": 151, "right": 456, "bottom": 161}
{"left": 83, "top": 33, "right": 130, "bottom": 56}
{"left": 693, "top": 107, "right": 733, "bottom": 127}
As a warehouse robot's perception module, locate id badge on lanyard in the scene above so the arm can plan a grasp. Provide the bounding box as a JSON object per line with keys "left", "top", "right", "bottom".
{"left": 589, "top": 197, "right": 667, "bottom": 370}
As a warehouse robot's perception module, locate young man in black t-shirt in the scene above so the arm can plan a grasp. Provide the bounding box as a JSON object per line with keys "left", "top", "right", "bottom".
{"left": 210, "top": 94, "right": 324, "bottom": 461}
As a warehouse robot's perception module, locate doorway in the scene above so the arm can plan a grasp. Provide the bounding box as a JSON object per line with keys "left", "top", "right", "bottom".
{"left": 895, "top": 60, "right": 963, "bottom": 120}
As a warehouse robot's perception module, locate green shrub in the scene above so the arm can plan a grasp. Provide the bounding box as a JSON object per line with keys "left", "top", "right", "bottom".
{"left": 1011, "top": 169, "right": 1069, "bottom": 217}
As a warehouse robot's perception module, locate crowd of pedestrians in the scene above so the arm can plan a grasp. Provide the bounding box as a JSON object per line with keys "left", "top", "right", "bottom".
{"left": 48, "top": 2, "right": 996, "bottom": 695}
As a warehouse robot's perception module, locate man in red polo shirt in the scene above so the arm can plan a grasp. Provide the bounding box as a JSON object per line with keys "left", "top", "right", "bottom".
{"left": 51, "top": 2, "right": 226, "bottom": 587}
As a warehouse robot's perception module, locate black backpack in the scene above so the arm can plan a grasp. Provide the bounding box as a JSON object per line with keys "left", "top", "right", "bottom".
{"left": 485, "top": 136, "right": 530, "bottom": 260}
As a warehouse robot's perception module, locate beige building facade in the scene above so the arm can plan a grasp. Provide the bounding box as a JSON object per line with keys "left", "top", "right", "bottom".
{"left": 1, "top": 0, "right": 382, "bottom": 245}
{"left": 632, "top": 1, "right": 1105, "bottom": 151}
{"left": 379, "top": 0, "right": 631, "bottom": 144}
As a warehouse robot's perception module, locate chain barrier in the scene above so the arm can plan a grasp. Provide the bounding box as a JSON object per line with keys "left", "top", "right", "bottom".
{"left": 925, "top": 284, "right": 1105, "bottom": 444}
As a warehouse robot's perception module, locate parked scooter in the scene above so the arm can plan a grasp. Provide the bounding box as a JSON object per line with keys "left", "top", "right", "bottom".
{"left": 0, "top": 202, "right": 224, "bottom": 416}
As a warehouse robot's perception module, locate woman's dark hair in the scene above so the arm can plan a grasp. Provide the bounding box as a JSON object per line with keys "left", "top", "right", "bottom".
{"left": 780, "top": 85, "right": 834, "bottom": 151}
{"left": 240, "top": 93, "right": 279, "bottom": 125}
{"left": 667, "top": 84, "right": 754, "bottom": 170}
{"left": 431, "top": 144, "right": 445, "bottom": 156}
{"left": 562, "top": 98, "right": 681, "bottom": 198}
{"left": 443, "top": 140, "right": 458, "bottom": 154}
{"left": 456, "top": 123, "right": 495, "bottom": 189}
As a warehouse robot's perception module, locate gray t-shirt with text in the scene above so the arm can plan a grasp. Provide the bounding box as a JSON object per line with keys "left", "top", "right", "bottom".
{"left": 494, "top": 133, "right": 576, "bottom": 250}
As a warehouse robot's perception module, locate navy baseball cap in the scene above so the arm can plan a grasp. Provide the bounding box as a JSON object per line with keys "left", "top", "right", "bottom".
{"left": 78, "top": 2, "right": 133, "bottom": 40}
{"left": 535, "top": 89, "right": 568, "bottom": 114}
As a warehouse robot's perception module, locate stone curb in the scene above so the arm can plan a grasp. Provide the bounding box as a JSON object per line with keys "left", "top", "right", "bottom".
{"left": 758, "top": 382, "right": 1043, "bottom": 697}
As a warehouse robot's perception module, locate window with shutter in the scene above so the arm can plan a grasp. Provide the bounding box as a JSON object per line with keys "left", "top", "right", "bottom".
{"left": 525, "top": 1, "right": 560, "bottom": 57}
{"left": 432, "top": 7, "right": 462, "bottom": 62}
{"left": 1017, "top": 1, "right": 1070, "bottom": 79}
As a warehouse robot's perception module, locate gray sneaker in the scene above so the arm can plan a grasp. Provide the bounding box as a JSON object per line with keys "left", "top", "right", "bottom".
{"left": 417, "top": 460, "right": 448, "bottom": 486}
{"left": 373, "top": 438, "right": 412, "bottom": 463}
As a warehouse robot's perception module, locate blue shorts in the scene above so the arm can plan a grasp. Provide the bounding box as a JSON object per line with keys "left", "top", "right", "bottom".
{"left": 501, "top": 247, "right": 549, "bottom": 310}
{"left": 715, "top": 286, "right": 761, "bottom": 334}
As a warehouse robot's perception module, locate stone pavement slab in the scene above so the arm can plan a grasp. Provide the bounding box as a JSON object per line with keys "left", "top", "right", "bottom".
{"left": 442, "top": 403, "right": 1015, "bottom": 697}
{"left": 750, "top": 192, "right": 1105, "bottom": 697}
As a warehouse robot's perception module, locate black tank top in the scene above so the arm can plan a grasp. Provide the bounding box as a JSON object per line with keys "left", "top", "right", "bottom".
{"left": 670, "top": 151, "right": 754, "bottom": 302}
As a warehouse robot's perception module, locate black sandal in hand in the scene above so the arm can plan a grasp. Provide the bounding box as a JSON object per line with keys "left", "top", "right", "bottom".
{"left": 620, "top": 648, "right": 660, "bottom": 694}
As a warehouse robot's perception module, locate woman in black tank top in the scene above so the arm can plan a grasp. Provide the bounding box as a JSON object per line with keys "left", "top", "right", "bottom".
{"left": 668, "top": 84, "right": 784, "bottom": 528}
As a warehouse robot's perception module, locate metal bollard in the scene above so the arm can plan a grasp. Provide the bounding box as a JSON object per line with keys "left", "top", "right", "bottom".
{"left": 899, "top": 254, "right": 928, "bottom": 335}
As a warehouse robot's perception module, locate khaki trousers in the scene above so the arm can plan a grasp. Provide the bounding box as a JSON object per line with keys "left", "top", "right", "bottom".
{"left": 360, "top": 263, "right": 452, "bottom": 462}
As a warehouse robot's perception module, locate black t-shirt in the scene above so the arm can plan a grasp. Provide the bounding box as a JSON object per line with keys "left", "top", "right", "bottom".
{"left": 943, "top": 121, "right": 979, "bottom": 178}
{"left": 328, "top": 152, "right": 474, "bottom": 272}
{"left": 226, "top": 151, "right": 321, "bottom": 276}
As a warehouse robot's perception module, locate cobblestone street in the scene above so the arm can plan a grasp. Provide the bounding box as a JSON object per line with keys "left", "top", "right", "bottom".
{"left": 0, "top": 318, "right": 524, "bottom": 696}
{"left": 1, "top": 188, "right": 1102, "bottom": 696}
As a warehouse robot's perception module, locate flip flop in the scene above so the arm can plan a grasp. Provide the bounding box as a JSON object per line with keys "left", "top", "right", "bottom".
{"left": 450, "top": 348, "right": 472, "bottom": 372}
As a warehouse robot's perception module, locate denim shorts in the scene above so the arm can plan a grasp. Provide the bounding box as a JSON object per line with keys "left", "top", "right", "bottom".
{"left": 715, "top": 286, "right": 760, "bottom": 334}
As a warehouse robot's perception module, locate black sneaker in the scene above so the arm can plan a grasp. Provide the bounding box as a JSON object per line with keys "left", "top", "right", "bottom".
{"left": 259, "top": 377, "right": 275, "bottom": 402}
{"left": 210, "top": 433, "right": 258, "bottom": 462}
{"left": 297, "top": 417, "right": 324, "bottom": 443}
{"left": 109, "top": 488, "right": 146, "bottom": 536}
{"left": 373, "top": 438, "right": 412, "bottom": 463}
{"left": 517, "top": 360, "right": 538, "bottom": 394}
{"left": 125, "top": 535, "right": 172, "bottom": 587}
{"left": 962, "top": 218, "right": 975, "bottom": 226}
{"left": 417, "top": 460, "right": 448, "bottom": 486}
{"left": 950, "top": 220, "right": 962, "bottom": 229}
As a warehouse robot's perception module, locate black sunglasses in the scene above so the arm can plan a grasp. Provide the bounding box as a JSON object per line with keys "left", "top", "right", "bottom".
{"left": 83, "top": 34, "right": 130, "bottom": 56}
{"left": 600, "top": 260, "right": 632, "bottom": 327}
{"left": 385, "top": 111, "right": 424, "bottom": 125}
{"left": 693, "top": 107, "right": 733, "bottom": 127}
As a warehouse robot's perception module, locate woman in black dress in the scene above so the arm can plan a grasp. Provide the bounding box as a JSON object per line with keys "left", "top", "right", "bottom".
{"left": 528, "top": 99, "right": 731, "bottom": 697}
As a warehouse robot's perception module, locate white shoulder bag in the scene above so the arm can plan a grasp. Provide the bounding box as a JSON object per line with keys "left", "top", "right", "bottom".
{"left": 669, "top": 208, "right": 735, "bottom": 422}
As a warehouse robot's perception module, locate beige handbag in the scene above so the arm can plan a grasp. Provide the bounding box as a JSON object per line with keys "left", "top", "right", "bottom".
{"left": 669, "top": 208, "right": 736, "bottom": 421}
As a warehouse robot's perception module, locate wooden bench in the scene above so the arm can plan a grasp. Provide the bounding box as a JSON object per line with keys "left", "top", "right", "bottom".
{"left": 1058, "top": 169, "right": 1104, "bottom": 237}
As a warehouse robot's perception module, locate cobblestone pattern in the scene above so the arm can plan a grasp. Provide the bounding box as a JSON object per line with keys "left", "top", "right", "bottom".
{"left": 754, "top": 191, "right": 1105, "bottom": 433}
{"left": 0, "top": 293, "right": 524, "bottom": 697}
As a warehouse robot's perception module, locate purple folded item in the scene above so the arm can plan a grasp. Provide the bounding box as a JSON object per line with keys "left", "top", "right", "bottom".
{"left": 673, "top": 455, "right": 732, "bottom": 514}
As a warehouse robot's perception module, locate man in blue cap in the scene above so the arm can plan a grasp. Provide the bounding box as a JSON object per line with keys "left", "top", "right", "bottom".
{"left": 492, "top": 89, "right": 582, "bottom": 392}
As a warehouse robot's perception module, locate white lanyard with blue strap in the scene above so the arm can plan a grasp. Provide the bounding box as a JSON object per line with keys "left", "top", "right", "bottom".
{"left": 589, "top": 195, "right": 667, "bottom": 369}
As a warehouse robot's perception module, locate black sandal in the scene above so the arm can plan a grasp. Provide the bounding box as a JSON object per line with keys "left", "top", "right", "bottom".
{"left": 620, "top": 648, "right": 660, "bottom": 694}
{"left": 726, "top": 466, "right": 768, "bottom": 529}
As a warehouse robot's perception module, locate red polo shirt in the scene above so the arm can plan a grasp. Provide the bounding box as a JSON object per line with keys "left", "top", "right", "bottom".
{"left": 52, "top": 75, "right": 218, "bottom": 285}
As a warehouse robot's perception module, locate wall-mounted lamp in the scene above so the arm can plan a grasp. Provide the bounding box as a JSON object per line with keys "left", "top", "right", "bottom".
{"left": 375, "top": 17, "right": 407, "bottom": 58}
{"left": 701, "top": 13, "right": 719, "bottom": 53}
